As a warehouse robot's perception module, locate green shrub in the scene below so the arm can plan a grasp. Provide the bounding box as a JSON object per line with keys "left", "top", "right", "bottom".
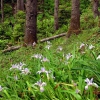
{"left": 81, "top": 9, "right": 99, "bottom": 30}
{"left": 59, "top": 5, "right": 71, "bottom": 27}
{"left": 0, "top": 40, "right": 8, "bottom": 49}
{"left": 37, "top": 17, "right": 54, "bottom": 38}
{"left": 12, "top": 11, "right": 25, "bottom": 42}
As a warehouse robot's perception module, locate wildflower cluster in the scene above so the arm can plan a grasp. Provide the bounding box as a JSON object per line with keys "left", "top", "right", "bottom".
{"left": 10, "top": 62, "right": 30, "bottom": 75}
{"left": 33, "top": 67, "right": 53, "bottom": 92}
{"left": 45, "top": 41, "right": 52, "bottom": 50}
{"left": 80, "top": 43, "right": 95, "bottom": 50}
{"left": 32, "top": 54, "right": 49, "bottom": 62}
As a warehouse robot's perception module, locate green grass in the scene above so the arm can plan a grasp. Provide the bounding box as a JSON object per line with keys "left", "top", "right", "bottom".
{"left": 0, "top": 30, "right": 100, "bottom": 100}
{"left": 0, "top": 8, "right": 100, "bottom": 100}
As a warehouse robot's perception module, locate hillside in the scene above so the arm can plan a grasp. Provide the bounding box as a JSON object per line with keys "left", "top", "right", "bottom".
{"left": 0, "top": 1, "right": 100, "bottom": 99}
{"left": 0, "top": 26, "right": 100, "bottom": 99}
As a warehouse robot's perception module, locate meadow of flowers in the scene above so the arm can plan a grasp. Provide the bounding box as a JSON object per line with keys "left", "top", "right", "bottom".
{"left": 0, "top": 40, "right": 100, "bottom": 100}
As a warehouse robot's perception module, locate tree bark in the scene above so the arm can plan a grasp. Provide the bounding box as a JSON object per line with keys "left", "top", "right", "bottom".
{"left": 1, "top": 0, "right": 4, "bottom": 23}
{"left": 54, "top": 0, "right": 59, "bottom": 30}
{"left": 11, "top": 0, "right": 17, "bottom": 15}
{"left": 24, "top": 0, "right": 37, "bottom": 46}
{"left": 17, "top": 0, "right": 24, "bottom": 12}
{"left": 93, "top": 0, "right": 100, "bottom": 18}
{"left": 67, "top": 0, "right": 80, "bottom": 38}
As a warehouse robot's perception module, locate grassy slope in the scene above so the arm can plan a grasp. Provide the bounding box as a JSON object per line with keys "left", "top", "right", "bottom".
{"left": 0, "top": 23, "right": 100, "bottom": 72}
{"left": 0, "top": 8, "right": 100, "bottom": 99}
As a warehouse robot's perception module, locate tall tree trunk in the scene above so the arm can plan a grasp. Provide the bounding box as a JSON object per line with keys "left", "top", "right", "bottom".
{"left": 67, "top": 0, "right": 80, "bottom": 38}
{"left": 24, "top": 0, "right": 37, "bottom": 46}
{"left": 11, "top": 0, "right": 17, "bottom": 15}
{"left": 54, "top": 0, "right": 59, "bottom": 30}
{"left": 17, "top": 0, "right": 24, "bottom": 12}
{"left": 1, "top": 0, "right": 4, "bottom": 23}
{"left": 93, "top": 0, "right": 100, "bottom": 18}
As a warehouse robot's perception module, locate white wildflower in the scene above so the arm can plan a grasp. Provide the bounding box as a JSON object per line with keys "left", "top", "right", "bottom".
{"left": 10, "top": 62, "right": 26, "bottom": 70}
{"left": 37, "top": 67, "right": 48, "bottom": 74}
{"left": 85, "top": 78, "right": 98, "bottom": 90}
{"left": 75, "top": 89, "right": 80, "bottom": 94}
{"left": 31, "top": 54, "right": 43, "bottom": 59}
{"left": 34, "top": 80, "right": 46, "bottom": 92}
{"left": 57, "top": 46, "right": 63, "bottom": 51}
{"left": 65, "top": 53, "right": 73, "bottom": 60}
{"left": 85, "top": 85, "right": 88, "bottom": 90}
{"left": 37, "top": 67, "right": 51, "bottom": 80}
{"left": 33, "top": 42, "right": 36, "bottom": 47}
{"left": 45, "top": 45, "right": 51, "bottom": 50}
{"left": 96, "top": 55, "right": 100, "bottom": 60}
{"left": 80, "top": 43, "right": 85, "bottom": 49}
{"left": 92, "top": 83, "right": 99, "bottom": 88}
{"left": 21, "top": 68, "right": 30, "bottom": 75}
{"left": 85, "top": 78, "right": 93, "bottom": 86}
{"left": 88, "top": 44, "right": 95, "bottom": 50}
{"left": 14, "top": 75, "right": 18, "bottom": 80}
{"left": 47, "top": 41, "right": 52, "bottom": 45}
{"left": 41, "top": 57, "right": 49, "bottom": 62}
{"left": 0, "top": 85, "right": 3, "bottom": 91}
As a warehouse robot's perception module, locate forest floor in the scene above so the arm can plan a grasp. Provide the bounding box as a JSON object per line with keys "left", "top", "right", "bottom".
{"left": 0, "top": 29, "right": 100, "bottom": 99}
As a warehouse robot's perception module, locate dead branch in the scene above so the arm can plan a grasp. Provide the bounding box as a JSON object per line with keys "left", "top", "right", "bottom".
{"left": 40, "top": 33, "right": 66, "bottom": 42}
{"left": 2, "top": 33, "right": 66, "bottom": 53}
{"left": 2, "top": 46, "right": 21, "bottom": 53}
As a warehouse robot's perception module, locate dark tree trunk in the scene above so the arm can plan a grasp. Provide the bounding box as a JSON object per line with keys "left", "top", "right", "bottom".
{"left": 93, "top": 0, "right": 100, "bottom": 18}
{"left": 11, "top": 1, "right": 17, "bottom": 15}
{"left": 1, "top": 0, "right": 4, "bottom": 23}
{"left": 67, "top": 0, "right": 80, "bottom": 38}
{"left": 17, "top": 0, "right": 24, "bottom": 12}
{"left": 24, "top": 0, "right": 37, "bottom": 46}
{"left": 54, "top": 0, "right": 59, "bottom": 30}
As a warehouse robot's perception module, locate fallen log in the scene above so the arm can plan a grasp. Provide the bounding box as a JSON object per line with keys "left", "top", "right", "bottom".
{"left": 40, "top": 33, "right": 66, "bottom": 42}
{"left": 2, "top": 33, "right": 66, "bottom": 53}
{"left": 2, "top": 46, "right": 21, "bottom": 53}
